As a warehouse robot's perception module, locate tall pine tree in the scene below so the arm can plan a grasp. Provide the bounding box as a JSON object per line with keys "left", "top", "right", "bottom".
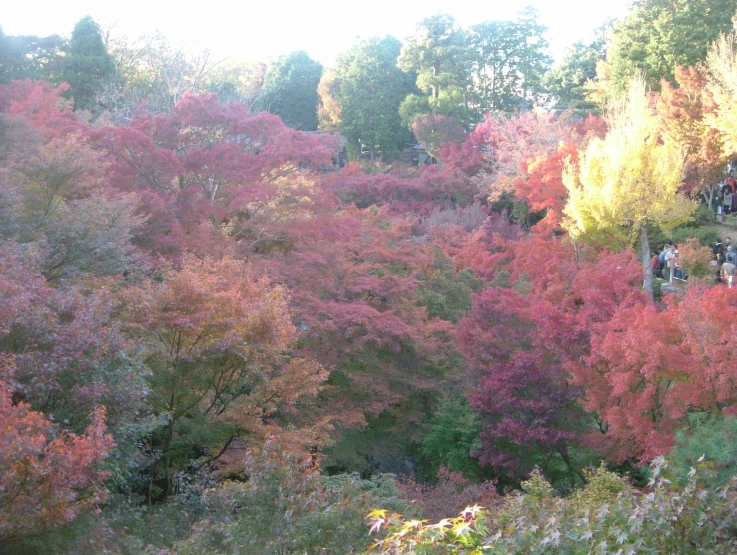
{"left": 62, "top": 16, "right": 114, "bottom": 110}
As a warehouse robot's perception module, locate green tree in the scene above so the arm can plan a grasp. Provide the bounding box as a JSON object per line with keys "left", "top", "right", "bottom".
{"left": 543, "top": 30, "right": 606, "bottom": 113}
{"left": 256, "top": 51, "right": 322, "bottom": 130}
{"left": 0, "top": 29, "right": 66, "bottom": 84}
{"left": 420, "top": 393, "right": 484, "bottom": 480}
{"left": 562, "top": 78, "right": 696, "bottom": 300}
{"left": 604, "top": 0, "right": 737, "bottom": 94}
{"left": 0, "top": 26, "right": 14, "bottom": 84}
{"left": 468, "top": 20, "right": 518, "bottom": 114}
{"left": 398, "top": 14, "right": 472, "bottom": 125}
{"left": 397, "top": 93, "right": 431, "bottom": 129}
{"left": 61, "top": 16, "right": 115, "bottom": 110}
{"left": 417, "top": 248, "right": 485, "bottom": 323}
{"left": 469, "top": 8, "right": 552, "bottom": 114}
{"left": 325, "top": 36, "right": 416, "bottom": 160}
{"left": 511, "top": 6, "right": 553, "bottom": 111}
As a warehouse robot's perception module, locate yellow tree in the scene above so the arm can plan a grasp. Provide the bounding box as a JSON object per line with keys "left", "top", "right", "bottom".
{"left": 706, "top": 32, "right": 737, "bottom": 156}
{"left": 562, "top": 78, "right": 696, "bottom": 301}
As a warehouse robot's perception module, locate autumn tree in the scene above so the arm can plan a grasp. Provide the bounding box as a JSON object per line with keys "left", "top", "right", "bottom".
{"left": 317, "top": 69, "right": 341, "bottom": 132}
{"left": 562, "top": 78, "right": 696, "bottom": 300}
{"left": 122, "top": 256, "right": 325, "bottom": 501}
{"left": 412, "top": 113, "right": 466, "bottom": 158}
{"left": 89, "top": 93, "right": 338, "bottom": 259}
{"left": 0, "top": 359, "right": 114, "bottom": 547}
{"left": 706, "top": 31, "right": 737, "bottom": 159}
{"left": 657, "top": 66, "right": 724, "bottom": 205}
{"left": 450, "top": 110, "right": 574, "bottom": 221}
{"left": 458, "top": 286, "right": 590, "bottom": 485}
{"left": 569, "top": 286, "right": 737, "bottom": 463}
{"left": 0, "top": 80, "right": 79, "bottom": 138}
{"left": 0, "top": 124, "right": 145, "bottom": 280}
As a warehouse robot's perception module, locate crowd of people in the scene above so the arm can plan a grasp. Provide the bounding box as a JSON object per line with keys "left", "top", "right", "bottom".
{"left": 651, "top": 243, "right": 686, "bottom": 283}
{"left": 712, "top": 170, "right": 737, "bottom": 215}
{"left": 650, "top": 237, "right": 736, "bottom": 287}
{"left": 713, "top": 238, "right": 736, "bottom": 287}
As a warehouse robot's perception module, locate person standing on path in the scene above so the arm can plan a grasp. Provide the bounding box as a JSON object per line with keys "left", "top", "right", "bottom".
{"left": 664, "top": 244, "right": 676, "bottom": 283}
{"left": 721, "top": 259, "right": 736, "bottom": 287}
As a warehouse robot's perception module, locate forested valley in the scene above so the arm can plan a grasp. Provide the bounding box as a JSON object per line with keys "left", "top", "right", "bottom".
{"left": 3, "top": 1, "right": 737, "bottom": 552}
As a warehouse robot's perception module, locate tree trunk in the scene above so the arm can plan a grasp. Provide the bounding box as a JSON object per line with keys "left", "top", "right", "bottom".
{"left": 640, "top": 226, "right": 655, "bottom": 302}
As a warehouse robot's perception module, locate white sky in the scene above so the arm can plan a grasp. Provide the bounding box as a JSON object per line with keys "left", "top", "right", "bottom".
{"left": 2, "top": 0, "right": 632, "bottom": 65}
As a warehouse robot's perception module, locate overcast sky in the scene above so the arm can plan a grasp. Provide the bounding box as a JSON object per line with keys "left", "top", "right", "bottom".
{"left": 3, "top": 0, "right": 632, "bottom": 65}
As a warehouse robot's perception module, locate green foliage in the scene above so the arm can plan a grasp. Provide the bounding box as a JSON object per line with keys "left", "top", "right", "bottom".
{"left": 0, "top": 28, "right": 67, "bottom": 84}
{"left": 398, "top": 93, "right": 432, "bottom": 130}
{"left": 420, "top": 393, "right": 484, "bottom": 480}
{"left": 605, "top": 0, "right": 737, "bottom": 94}
{"left": 319, "top": 339, "right": 457, "bottom": 479}
{"left": 370, "top": 459, "right": 737, "bottom": 554}
{"left": 398, "top": 14, "right": 470, "bottom": 103}
{"left": 256, "top": 51, "right": 322, "bottom": 130}
{"left": 62, "top": 16, "right": 115, "bottom": 110}
{"left": 171, "top": 439, "right": 406, "bottom": 555}
{"left": 670, "top": 414, "right": 737, "bottom": 487}
{"left": 417, "top": 248, "right": 486, "bottom": 323}
{"left": 670, "top": 224, "right": 721, "bottom": 247}
{"left": 327, "top": 36, "right": 416, "bottom": 160}
{"left": 543, "top": 32, "right": 605, "bottom": 113}
{"left": 690, "top": 203, "right": 720, "bottom": 226}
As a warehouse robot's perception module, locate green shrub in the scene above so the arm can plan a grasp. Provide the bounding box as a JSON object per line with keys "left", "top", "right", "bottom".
{"left": 670, "top": 413, "right": 737, "bottom": 487}
{"left": 171, "top": 439, "right": 407, "bottom": 555}
{"left": 671, "top": 225, "right": 721, "bottom": 247}
{"left": 369, "top": 458, "right": 737, "bottom": 554}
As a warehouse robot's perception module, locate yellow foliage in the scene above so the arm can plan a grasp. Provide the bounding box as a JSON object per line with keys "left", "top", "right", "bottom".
{"left": 563, "top": 78, "right": 696, "bottom": 247}
{"left": 571, "top": 463, "right": 628, "bottom": 515}
{"left": 706, "top": 33, "right": 737, "bottom": 157}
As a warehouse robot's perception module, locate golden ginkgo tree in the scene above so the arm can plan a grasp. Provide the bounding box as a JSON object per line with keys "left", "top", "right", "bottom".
{"left": 562, "top": 77, "right": 697, "bottom": 301}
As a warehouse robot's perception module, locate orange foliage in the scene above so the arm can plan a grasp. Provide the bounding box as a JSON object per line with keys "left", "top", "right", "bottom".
{"left": 0, "top": 358, "right": 113, "bottom": 546}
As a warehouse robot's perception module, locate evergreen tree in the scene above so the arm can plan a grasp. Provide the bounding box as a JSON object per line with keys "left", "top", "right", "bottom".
{"left": 62, "top": 16, "right": 115, "bottom": 110}
{"left": 398, "top": 14, "right": 473, "bottom": 127}
{"left": 543, "top": 28, "right": 607, "bottom": 114}
{"left": 469, "top": 7, "right": 552, "bottom": 115}
{"left": 0, "top": 27, "right": 67, "bottom": 84}
{"left": 324, "top": 36, "right": 416, "bottom": 160}
{"left": 256, "top": 51, "right": 322, "bottom": 131}
{"left": 0, "top": 26, "right": 12, "bottom": 84}
{"left": 604, "top": 0, "right": 737, "bottom": 94}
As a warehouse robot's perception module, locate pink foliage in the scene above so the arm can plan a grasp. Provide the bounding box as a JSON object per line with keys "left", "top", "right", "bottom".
{"left": 0, "top": 80, "right": 82, "bottom": 138}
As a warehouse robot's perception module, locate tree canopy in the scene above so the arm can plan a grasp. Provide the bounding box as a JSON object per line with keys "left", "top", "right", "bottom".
{"left": 256, "top": 50, "right": 322, "bottom": 131}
